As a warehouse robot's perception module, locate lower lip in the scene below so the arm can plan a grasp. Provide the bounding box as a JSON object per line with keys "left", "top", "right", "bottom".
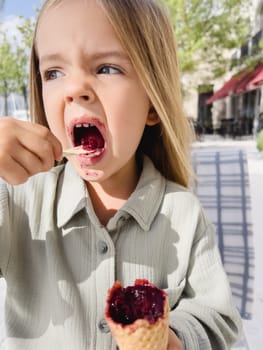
{"left": 77, "top": 148, "right": 105, "bottom": 165}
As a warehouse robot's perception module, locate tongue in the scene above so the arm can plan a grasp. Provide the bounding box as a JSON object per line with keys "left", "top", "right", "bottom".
{"left": 81, "top": 127, "right": 104, "bottom": 151}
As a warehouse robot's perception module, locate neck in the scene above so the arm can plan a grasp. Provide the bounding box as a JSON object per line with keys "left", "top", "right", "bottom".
{"left": 86, "top": 161, "right": 141, "bottom": 226}
{"left": 86, "top": 185, "right": 127, "bottom": 226}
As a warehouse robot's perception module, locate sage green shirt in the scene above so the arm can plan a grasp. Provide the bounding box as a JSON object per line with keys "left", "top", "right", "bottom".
{"left": 0, "top": 157, "right": 242, "bottom": 349}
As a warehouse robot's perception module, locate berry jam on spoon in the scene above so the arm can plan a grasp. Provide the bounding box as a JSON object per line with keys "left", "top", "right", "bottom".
{"left": 62, "top": 146, "right": 100, "bottom": 156}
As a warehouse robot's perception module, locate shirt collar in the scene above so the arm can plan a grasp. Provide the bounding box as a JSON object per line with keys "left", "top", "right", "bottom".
{"left": 57, "top": 157, "right": 166, "bottom": 231}
{"left": 115, "top": 157, "right": 166, "bottom": 231}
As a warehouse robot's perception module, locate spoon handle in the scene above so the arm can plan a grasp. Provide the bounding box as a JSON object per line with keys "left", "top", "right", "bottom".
{"left": 63, "top": 147, "right": 95, "bottom": 156}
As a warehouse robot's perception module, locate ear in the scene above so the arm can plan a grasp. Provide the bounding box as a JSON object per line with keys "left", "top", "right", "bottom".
{"left": 146, "top": 106, "right": 160, "bottom": 126}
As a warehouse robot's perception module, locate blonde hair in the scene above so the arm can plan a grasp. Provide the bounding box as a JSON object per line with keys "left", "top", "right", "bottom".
{"left": 30, "top": 0, "right": 194, "bottom": 187}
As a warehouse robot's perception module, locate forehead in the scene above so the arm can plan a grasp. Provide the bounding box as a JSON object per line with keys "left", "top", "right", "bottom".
{"left": 36, "top": 0, "right": 122, "bottom": 55}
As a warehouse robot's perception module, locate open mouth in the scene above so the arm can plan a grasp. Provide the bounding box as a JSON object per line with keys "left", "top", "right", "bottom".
{"left": 73, "top": 123, "right": 105, "bottom": 151}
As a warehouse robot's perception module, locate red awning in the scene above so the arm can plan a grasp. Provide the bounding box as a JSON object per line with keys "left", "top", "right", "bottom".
{"left": 206, "top": 70, "right": 249, "bottom": 105}
{"left": 247, "top": 63, "right": 263, "bottom": 89}
{"left": 235, "top": 63, "right": 263, "bottom": 94}
{"left": 206, "top": 64, "right": 263, "bottom": 104}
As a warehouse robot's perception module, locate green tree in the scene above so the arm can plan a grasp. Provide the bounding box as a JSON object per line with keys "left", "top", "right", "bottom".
{"left": 0, "top": 17, "right": 34, "bottom": 116}
{"left": 165, "top": 0, "right": 252, "bottom": 84}
{"left": 0, "top": 33, "right": 18, "bottom": 115}
{"left": 14, "top": 17, "right": 35, "bottom": 115}
{"left": 256, "top": 129, "right": 263, "bottom": 151}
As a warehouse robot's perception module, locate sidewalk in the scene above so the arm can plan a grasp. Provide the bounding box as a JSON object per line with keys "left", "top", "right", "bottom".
{"left": 193, "top": 135, "right": 263, "bottom": 350}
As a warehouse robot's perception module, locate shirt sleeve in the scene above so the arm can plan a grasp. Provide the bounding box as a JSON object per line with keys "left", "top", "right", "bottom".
{"left": 0, "top": 182, "right": 11, "bottom": 277}
{"left": 169, "top": 209, "right": 243, "bottom": 349}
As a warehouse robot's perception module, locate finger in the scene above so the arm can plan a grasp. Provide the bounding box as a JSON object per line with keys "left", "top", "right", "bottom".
{"left": 0, "top": 153, "right": 32, "bottom": 185}
{"left": 0, "top": 118, "right": 62, "bottom": 183}
{"left": 168, "top": 328, "right": 183, "bottom": 350}
{"left": 0, "top": 117, "right": 62, "bottom": 161}
{"left": 0, "top": 142, "right": 54, "bottom": 185}
{"left": 12, "top": 145, "right": 52, "bottom": 175}
{"left": 16, "top": 122, "right": 63, "bottom": 161}
{"left": 0, "top": 127, "right": 56, "bottom": 172}
{"left": 21, "top": 136, "right": 58, "bottom": 170}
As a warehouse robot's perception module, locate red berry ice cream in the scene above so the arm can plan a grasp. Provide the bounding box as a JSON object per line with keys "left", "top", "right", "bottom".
{"left": 105, "top": 279, "right": 169, "bottom": 350}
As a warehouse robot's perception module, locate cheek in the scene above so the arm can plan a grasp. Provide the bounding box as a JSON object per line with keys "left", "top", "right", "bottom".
{"left": 46, "top": 116, "right": 66, "bottom": 145}
{"left": 46, "top": 118, "right": 60, "bottom": 136}
{"left": 111, "top": 105, "right": 149, "bottom": 152}
{"left": 43, "top": 94, "right": 66, "bottom": 142}
{"left": 121, "top": 100, "right": 150, "bottom": 132}
{"left": 109, "top": 108, "right": 149, "bottom": 153}
{"left": 109, "top": 87, "right": 149, "bottom": 126}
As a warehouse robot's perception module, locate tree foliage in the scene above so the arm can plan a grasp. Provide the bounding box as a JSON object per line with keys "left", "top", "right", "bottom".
{"left": 165, "top": 0, "right": 252, "bottom": 83}
{"left": 0, "top": 34, "right": 18, "bottom": 114}
{"left": 0, "top": 17, "right": 34, "bottom": 115}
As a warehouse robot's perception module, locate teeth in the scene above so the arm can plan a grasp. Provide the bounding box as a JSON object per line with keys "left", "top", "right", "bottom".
{"left": 86, "top": 150, "right": 101, "bottom": 157}
{"left": 75, "top": 123, "right": 92, "bottom": 128}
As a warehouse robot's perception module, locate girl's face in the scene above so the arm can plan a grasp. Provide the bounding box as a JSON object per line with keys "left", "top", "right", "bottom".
{"left": 36, "top": 0, "right": 156, "bottom": 188}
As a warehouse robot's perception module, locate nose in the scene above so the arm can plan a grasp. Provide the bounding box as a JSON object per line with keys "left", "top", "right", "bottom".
{"left": 64, "top": 74, "right": 96, "bottom": 105}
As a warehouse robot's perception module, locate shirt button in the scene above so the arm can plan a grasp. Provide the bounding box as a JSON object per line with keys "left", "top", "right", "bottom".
{"left": 98, "top": 241, "right": 108, "bottom": 254}
{"left": 98, "top": 318, "right": 110, "bottom": 333}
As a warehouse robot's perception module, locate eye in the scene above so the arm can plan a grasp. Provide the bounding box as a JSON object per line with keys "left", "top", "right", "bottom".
{"left": 97, "top": 65, "right": 122, "bottom": 75}
{"left": 43, "top": 69, "right": 64, "bottom": 81}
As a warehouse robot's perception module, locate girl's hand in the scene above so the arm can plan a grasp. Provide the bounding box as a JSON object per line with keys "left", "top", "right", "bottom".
{"left": 168, "top": 327, "right": 183, "bottom": 350}
{"left": 0, "top": 117, "right": 62, "bottom": 185}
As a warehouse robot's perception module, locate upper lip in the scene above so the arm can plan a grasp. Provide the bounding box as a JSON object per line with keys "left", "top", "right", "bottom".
{"left": 68, "top": 115, "right": 106, "bottom": 147}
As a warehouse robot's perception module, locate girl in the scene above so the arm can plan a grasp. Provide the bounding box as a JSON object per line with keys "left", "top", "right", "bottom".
{"left": 0, "top": 0, "right": 242, "bottom": 349}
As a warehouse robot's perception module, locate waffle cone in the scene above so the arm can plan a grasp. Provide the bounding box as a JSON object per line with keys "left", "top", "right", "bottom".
{"left": 105, "top": 292, "right": 169, "bottom": 350}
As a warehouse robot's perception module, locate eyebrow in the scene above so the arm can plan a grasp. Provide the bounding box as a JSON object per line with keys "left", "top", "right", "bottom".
{"left": 39, "top": 50, "right": 131, "bottom": 65}
{"left": 39, "top": 53, "right": 67, "bottom": 65}
{"left": 89, "top": 50, "right": 130, "bottom": 62}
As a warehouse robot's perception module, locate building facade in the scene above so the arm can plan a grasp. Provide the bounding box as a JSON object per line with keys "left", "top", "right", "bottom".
{"left": 197, "top": 0, "right": 263, "bottom": 137}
